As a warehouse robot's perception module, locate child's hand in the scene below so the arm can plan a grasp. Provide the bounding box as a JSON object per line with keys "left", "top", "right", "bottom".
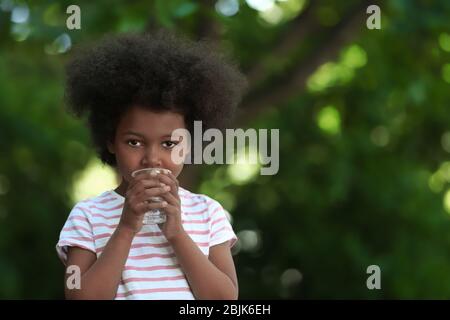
{"left": 118, "top": 173, "right": 171, "bottom": 234}
{"left": 156, "top": 171, "right": 185, "bottom": 241}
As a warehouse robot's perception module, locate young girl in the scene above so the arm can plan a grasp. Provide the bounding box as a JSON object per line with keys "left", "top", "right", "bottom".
{"left": 56, "top": 31, "right": 247, "bottom": 300}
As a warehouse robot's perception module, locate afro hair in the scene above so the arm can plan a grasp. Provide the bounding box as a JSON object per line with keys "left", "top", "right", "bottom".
{"left": 64, "top": 30, "right": 247, "bottom": 168}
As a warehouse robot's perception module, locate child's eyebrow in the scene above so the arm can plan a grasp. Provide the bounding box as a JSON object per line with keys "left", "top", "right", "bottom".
{"left": 123, "top": 131, "right": 178, "bottom": 139}
{"left": 123, "top": 130, "right": 145, "bottom": 138}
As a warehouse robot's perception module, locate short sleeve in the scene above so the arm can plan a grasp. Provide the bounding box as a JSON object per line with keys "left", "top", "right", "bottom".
{"left": 206, "top": 198, "right": 238, "bottom": 248}
{"left": 56, "top": 204, "right": 96, "bottom": 265}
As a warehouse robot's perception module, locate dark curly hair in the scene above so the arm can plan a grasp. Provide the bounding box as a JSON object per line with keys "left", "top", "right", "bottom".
{"left": 64, "top": 31, "right": 247, "bottom": 168}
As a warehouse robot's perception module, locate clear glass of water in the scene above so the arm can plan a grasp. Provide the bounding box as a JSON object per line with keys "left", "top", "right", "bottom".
{"left": 130, "top": 168, "right": 171, "bottom": 224}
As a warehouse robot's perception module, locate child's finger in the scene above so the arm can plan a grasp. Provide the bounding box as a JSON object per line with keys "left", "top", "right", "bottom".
{"left": 158, "top": 191, "right": 180, "bottom": 207}
{"left": 135, "top": 185, "right": 171, "bottom": 202}
{"left": 126, "top": 178, "right": 163, "bottom": 198}
{"left": 164, "top": 171, "right": 179, "bottom": 189}
{"left": 129, "top": 196, "right": 167, "bottom": 216}
{"left": 128, "top": 172, "right": 158, "bottom": 190}
{"left": 161, "top": 203, "right": 179, "bottom": 219}
{"left": 142, "top": 201, "right": 168, "bottom": 214}
{"left": 158, "top": 174, "right": 179, "bottom": 198}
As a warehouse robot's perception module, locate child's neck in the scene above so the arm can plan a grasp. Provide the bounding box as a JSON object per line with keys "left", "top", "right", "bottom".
{"left": 114, "top": 180, "right": 129, "bottom": 198}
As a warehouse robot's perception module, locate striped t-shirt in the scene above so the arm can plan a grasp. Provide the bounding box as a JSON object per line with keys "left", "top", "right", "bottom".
{"left": 56, "top": 186, "right": 237, "bottom": 300}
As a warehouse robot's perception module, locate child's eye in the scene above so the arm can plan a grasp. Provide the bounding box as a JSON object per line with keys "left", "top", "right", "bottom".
{"left": 127, "top": 140, "right": 142, "bottom": 147}
{"left": 162, "top": 141, "right": 178, "bottom": 149}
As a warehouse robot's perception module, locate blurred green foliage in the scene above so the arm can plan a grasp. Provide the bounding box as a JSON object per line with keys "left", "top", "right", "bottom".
{"left": 1, "top": 0, "right": 450, "bottom": 299}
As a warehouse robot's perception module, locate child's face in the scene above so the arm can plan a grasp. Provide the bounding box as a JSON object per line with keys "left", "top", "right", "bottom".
{"left": 107, "top": 105, "right": 186, "bottom": 184}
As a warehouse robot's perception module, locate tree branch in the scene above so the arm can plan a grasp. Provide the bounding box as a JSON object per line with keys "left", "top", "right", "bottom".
{"left": 245, "top": 0, "right": 323, "bottom": 88}
{"left": 195, "top": 0, "right": 222, "bottom": 42}
{"left": 238, "top": 0, "right": 371, "bottom": 126}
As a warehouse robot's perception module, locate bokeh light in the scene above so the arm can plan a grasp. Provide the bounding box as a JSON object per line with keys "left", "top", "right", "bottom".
{"left": 71, "top": 158, "right": 118, "bottom": 204}
{"left": 438, "top": 33, "right": 450, "bottom": 52}
{"left": 215, "top": 0, "right": 239, "bottom": 17}
{"left": 370, "top": 126, "right": 390, "bottom": 147}
{"left": 316, "top": 105, "right": 341, "bottom": 135}
{"left": 227, "top": 147, "right": 261, "bottom": 185}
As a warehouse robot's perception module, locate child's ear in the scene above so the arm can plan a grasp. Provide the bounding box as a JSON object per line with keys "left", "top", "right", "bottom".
{"left": 107, "top": 141, "right": 115, "bottom": 154}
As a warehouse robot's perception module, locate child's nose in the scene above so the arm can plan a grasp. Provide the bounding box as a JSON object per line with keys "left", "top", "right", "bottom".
{"left": 142, "top": 146, "right": 162, "bottom": 168}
